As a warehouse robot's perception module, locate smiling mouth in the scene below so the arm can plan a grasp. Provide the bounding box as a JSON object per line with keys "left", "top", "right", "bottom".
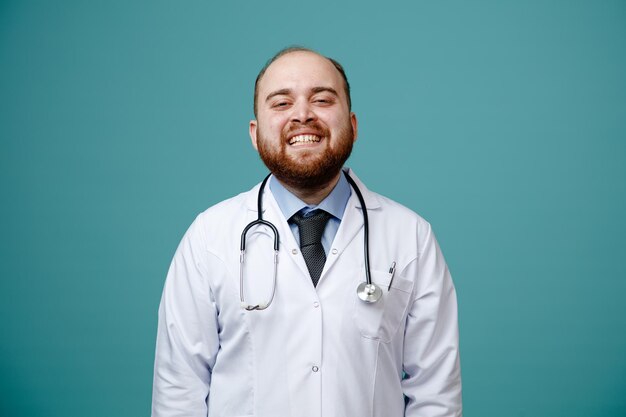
{"left": 289, "top": 134, "right": 322, "bottom": 146}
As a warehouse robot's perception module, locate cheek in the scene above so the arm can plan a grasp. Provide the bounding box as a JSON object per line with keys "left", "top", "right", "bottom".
{"left": 263, "top": 116, "right": 289, "bottom": 136}
{"left": 256, "top": 120, "right": 277, "bottom": 139}
{"left": 319, "top": 110, "right": 349, "bottom": 129}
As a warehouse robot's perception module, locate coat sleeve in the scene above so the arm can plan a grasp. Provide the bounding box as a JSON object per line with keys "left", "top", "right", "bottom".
{"left": 152, "top": 217, "right": 220, "bottom": 417}
{"left": 402, "top": 222, "right": 462, "bottom": 416}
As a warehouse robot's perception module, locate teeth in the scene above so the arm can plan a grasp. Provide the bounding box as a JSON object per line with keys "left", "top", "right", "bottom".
{"left": 289, "top": 134, "right": 321, "bottom": 145}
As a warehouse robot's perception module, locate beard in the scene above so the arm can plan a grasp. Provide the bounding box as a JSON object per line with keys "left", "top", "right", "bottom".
{"left": 256, "top": 119, "right": 354, "bottom": 190}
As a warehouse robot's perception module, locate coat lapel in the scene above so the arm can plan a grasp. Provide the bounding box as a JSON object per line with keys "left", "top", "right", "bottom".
{"left": 319, "top": 169, "right": 381, "bottom": 284}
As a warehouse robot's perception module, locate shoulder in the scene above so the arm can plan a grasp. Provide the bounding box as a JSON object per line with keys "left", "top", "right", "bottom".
{"left": 345, "top": 168, "right": 430, "bottom": 228}
{"left": 197, "top": 185, "right": 257, "bottom": 222}
{"left": 367, "top": 188, "right": 432, "bottom": 230}
{"left": 345, "top": 169, "right": 434, "bottom": 245}
{"left": 362, "top": 187, "right": 436, "bottom": 260}
{"left": 181, "top": 184, "right": 259, "bottom": 249}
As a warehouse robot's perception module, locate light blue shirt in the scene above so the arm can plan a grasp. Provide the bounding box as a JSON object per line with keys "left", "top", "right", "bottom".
{"left": 269, "top": 173, "right": 351, "bottom": 255}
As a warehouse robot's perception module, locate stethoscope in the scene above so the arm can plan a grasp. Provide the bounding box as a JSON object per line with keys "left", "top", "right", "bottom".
{"left": 239, "top": 171, "right": 383, "bottom": 311}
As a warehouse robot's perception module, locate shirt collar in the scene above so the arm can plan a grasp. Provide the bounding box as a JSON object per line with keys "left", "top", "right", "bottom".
{"left": 269, "top": 172, "right": 352, "bottom": 221}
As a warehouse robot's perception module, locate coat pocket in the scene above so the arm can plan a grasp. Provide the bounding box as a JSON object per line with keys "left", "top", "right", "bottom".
{"left": 352, "top": 270, "right": 413, "bottom": 343}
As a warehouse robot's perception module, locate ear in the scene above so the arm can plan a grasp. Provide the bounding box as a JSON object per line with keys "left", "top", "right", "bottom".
{"left": 249, "top": 119, "right": 259, "bottom": 150}
{"left": 350, "top": 112, "right": 358, "bottom": 142}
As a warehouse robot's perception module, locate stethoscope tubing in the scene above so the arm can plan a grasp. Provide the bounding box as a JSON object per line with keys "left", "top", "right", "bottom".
{"left": 239, "top": 171, "right": 377, "bottom": 310}
{"left": 240, "top": 173, "right": 278, "bottom": 252}
{"left": 343, "top": 172, "right": 372, "bottom": 288}
{"left": 239, "top": 173, "right": 279, "bottom": 311}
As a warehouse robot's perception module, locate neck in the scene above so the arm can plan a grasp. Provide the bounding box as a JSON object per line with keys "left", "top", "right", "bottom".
{"left": 276, "top": 172, "right": 342, "bottom": 206}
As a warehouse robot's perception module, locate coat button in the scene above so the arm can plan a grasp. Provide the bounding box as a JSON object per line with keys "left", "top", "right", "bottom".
{"left": 292, "top": 248, "right": 298, "bottom": 255}
{"left": 331, "top": 248, "right": 338, "bottom": 255}
{"left": 313, "top": 301, "right": 320, "bottom": 308}
{"left": 312, "top": 365, "right": 319, "bottom": 372}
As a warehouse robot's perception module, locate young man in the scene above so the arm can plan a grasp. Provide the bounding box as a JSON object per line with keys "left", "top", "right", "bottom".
{"left": 152, "top": 47, "right": 462, "bottom": 417}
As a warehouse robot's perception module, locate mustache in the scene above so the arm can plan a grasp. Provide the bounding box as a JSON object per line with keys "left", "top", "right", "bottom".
{"left": 282, "top": 121, "right": 330, "bottom": 138}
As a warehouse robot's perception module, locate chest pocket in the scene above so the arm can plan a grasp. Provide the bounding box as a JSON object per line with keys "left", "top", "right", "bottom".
{"left": 353, "top": 269, "right": 414, "bottom": 343}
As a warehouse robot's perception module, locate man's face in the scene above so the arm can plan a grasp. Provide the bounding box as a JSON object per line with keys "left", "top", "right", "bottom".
{"left": 250, "top": 51, "right": 358, "bottom": 189}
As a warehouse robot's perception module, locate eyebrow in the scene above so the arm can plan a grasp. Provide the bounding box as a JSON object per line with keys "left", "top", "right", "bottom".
{"left": 265, "top": 86, "right": 340, "bottom": 102}
{"left": 265, "top": 88, "right": 291, "bottom": 102}
{"left": 311, "top": 86, "right": 339, "bottom": 97}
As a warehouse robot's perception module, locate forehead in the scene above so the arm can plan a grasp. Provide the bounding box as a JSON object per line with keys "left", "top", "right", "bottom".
{"left": 259, "top": 51, "right": 345, "bottom": 96}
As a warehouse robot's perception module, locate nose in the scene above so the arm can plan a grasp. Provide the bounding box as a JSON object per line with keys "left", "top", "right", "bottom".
{"left": 290, "top": 100, "right": 316, "bottom": 124}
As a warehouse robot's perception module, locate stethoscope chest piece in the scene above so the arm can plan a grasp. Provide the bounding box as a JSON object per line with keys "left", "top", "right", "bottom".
{"left": 357, "top": 282, "right": 382, "bottom": 303}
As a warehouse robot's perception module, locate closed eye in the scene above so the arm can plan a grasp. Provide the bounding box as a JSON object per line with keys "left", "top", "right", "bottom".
{"left": 272, "top": 101, "right": 290, "bottom": 108}
{"left": 313, "top": 98, "right": 334, "bottom": 105}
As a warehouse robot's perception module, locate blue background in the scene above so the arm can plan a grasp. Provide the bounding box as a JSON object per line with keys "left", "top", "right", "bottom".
{"left": 1, "top": 1, "right": 625, "bottom": 416}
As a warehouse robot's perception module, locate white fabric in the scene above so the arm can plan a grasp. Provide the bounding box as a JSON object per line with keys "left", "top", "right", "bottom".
{"left": 152, "top": 169, "right": 462, "bottom": 417}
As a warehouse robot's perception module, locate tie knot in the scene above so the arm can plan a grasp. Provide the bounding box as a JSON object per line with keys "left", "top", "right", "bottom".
{"left": 290, "top": 209, "right": 332, "bottom": 247}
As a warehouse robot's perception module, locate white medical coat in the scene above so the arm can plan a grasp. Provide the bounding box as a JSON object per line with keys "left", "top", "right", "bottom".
{"left": 152, "top": 170, "right": 462, "bottom": 417}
